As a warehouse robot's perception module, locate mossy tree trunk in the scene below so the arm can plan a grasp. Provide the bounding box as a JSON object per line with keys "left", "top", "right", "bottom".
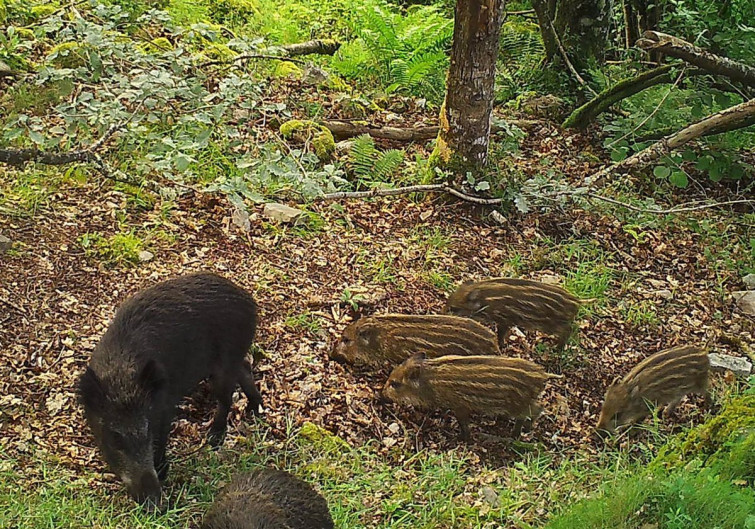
{"left": 433, "top": 0, "right": 506, "bottom": 177}
{"left": 532, "top": 0, "right": 613, "bottom": 69}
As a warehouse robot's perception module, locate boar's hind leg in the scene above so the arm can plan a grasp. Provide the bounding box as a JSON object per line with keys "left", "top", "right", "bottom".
{"left": 555, "top": 325, "right": 572, "bottom": 350}
{"left": 239, "top": 359, "right": 263, "bottom": 416}
{"left": 208, "top": 370, "right": 236, "bottom": 447}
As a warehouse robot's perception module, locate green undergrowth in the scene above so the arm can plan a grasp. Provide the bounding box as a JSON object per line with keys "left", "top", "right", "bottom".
{"left": 0, "top": 419, "right": 650, "bottom": 529}
{"left": 547, "top": 383, "right": 755, "bottom": 529}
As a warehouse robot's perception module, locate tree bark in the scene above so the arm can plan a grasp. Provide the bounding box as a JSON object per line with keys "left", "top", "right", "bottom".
{"left": 532, "top": 0, "right": 613, "bottom": 68}
{"left": 279, "top": 39, "right": 341, "bottom": 57}
{"left": 433, "top": 0, "right": 506, "bottom": 174}
{"left": 636, "top": 31, "right": 755, "bottom": 88}
{"left": 586, "top": 97, "right": 755, "bottom": 186}
{"left": 562, "top": 65, "right": 675, "bottom": 128}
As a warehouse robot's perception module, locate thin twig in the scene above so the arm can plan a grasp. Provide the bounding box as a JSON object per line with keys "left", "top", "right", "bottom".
{"left": 201, "top": 53, "right": 307, "bottom": 68}
{"left": 547, "top": 17, "right": 598, "bottom": 96}
{"left": 607, "top": 67, "right": 687, "bottom": 148}
{"left": 316, "top": 181, "right": 755, "bottom": 215}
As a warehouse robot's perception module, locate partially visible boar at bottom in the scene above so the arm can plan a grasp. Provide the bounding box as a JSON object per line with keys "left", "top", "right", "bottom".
{"left": 201, "top": 468, "right": 334, "bottom": 529}
{"left": 382, "top": 353, "right": 557, "bottom": 441}
{"left": 597, "top": 345, "right": 711, "bottom": 433}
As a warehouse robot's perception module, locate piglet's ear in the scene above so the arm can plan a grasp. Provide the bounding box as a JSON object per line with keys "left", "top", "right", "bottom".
{"left": 405, "top": 352, "right": 426, "bottom": 380}
{"left": 138, "top": 360, "right": 165, "bottom": 396}
{"left": 78, "top": 366, "right": 105, "bottom": 411}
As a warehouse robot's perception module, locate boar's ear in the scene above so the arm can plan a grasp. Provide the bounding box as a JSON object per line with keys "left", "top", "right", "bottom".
{"left": 357, "top": 326, "right": 375, "bottom": 346}
{"left": 405, "top": 352, "right": 426, "bottom": 380}
{"left": 78, "top": 367, "right": 105, "bottom": 411}
{"left": 138, "top": 360, "right": 166, "bottom": 396}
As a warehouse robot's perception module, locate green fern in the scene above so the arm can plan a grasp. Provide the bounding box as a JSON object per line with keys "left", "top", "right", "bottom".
{"left": 334, "top": 1, "right": 452, "bottom": 101}
{"left": 348, "top": 134, "right": 404, "bottom": 182}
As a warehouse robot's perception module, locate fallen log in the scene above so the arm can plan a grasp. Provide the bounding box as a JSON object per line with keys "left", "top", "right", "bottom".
{"left": 321, "top": 119, "right": 543, "bottom": 142}
{"left": 279, "top": 39, "right": 341, "bottom": 57}
{"left": 585, "top": 97, "right": 755, "bottom": 186}
{"left": 201, "top": 39, "right": 341, "bottom": 68}
{"left": 636, "top": 31, "right": 755, "bottom": 88}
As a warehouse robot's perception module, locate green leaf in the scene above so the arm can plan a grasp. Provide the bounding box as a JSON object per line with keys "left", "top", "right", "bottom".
{"left": 611, "top": 147, "right": 628, "bottom": 162}
{"left": 669, "top": 170, "right": 688, "bottom": 188}
{"left": 28, "top": 130, "right": 45, "bottom": 146}
{"left": 653, "top": 165, "right": 671, "bottom": 179}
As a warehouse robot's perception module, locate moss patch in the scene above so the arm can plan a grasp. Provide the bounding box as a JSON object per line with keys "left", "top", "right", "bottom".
{"left": 279, "top": 119, "right": 335, "bottom": 160}
{"left": 298, "top": 422, "right": 350, "bottom": 453}
{"left": 48, "top": 42, "right": 92, "bottom": 68}
{"left": 272, "top": 60, "right": 303, "bottom": 79}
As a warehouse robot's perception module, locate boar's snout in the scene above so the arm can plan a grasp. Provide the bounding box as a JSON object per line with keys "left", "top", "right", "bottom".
{"left": 124, "top": 469, "right": 162, "bottom": 508}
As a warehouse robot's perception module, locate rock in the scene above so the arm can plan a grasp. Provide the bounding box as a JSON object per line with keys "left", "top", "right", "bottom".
{"left": 708, "top": 352, "right": 752, "bottom": 378}
{"left": 743, "top": 274, "right": 755, "bottom": 289}
{"left": 231, "top": 207, "right": 250, "bottom": 232}
{"left": 263, "top": 202, "right": 305, "bottom": 224}
{"left": 654, "top": 289, "right": 673, "bottom": 300}
{"left": 0, "top": 233, "right": 11, "bottom": 253}
{"left": 732, "top": 291, "right": 755, "bottom": 316}
{"left": 480, "top": 486, "right": 501, "bottom": 508}
{"left": 0, "top": 59, "right": 14, "bottom": 77}
{"left": 138, "top": 250, "right": 154, "bottom": 262}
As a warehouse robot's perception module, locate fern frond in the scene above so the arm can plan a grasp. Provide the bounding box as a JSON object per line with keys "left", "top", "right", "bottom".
{"left": 349, "top": 134, "right": 379, "bottom": 178}
{"left": 373, "top": 149, "right": 404, "bottom": 180}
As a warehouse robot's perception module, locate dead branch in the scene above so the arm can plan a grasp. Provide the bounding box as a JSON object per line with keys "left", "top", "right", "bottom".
{"left": 586, "top": 97, "right": 755, "bottom": 186}
{"left": 315, "top": 182, "right": 754, "bottom": 216}
{"left": 546, "top": 16, "right": 597, "bottom": 96}
{"left": 636, "top": 31, "right": 755, "bottom": 88}
{"left": 0, "top": 122, "right": 122, "bottom": 167}
{"left": 278, "top": 39, "right": 341, "bottom": 57}
{"left": 321, "top": 119, "right": 544, "bottom": 141}
{"left": 201, "top": 39, "right": 341, "bottom": 68}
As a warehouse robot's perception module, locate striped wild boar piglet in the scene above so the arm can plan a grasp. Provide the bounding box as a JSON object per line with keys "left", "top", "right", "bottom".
{"left": 382, "top": 353, "right": 557, "bottom": 440}
{"left": 202, "top": 468, "right": 334, "bottom": 529}
{"left": 330, "top": 314, "right": 500, "bottom": 368}
{"left": 447, "top": 278, "right": 582, "bottom": 349}
{"left": 597, "top": 345, "right": 711, "bottom": 434}
{"left": 78, "top": 273, "right": 262, "bottom": 508}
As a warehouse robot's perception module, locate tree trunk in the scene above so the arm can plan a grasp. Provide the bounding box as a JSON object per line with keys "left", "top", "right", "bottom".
{"left": 622, "top": 0, "right": 639, "bottom": 49}
{"left": 432, "top": 0, "right": 506, "bottom": 175}
{"left": 532, "top": 0, "right": 613, "bottom": 69}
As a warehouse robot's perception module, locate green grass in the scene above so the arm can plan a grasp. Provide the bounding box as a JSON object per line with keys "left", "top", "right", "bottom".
{"left": 284, "top": 311, "right": 324, "bottom": 335}
{"left": 0, "top": 423, "right": 653, "bottom": 529}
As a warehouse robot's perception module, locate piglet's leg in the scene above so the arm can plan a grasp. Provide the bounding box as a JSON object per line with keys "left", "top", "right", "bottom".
{"left": 208, "top": 370, "right": 235, "bottom": 447}
{"left": 239, "top": 360, "right": 263, "bottom": 416}
{"left": 662, "top": 398, "right": 683, "bottom": 419}
{"left": 496, "top": 326, "right": 511, "bottom": 349}
{"left": 454, "top": 408, "right": 472, "bottom": 442}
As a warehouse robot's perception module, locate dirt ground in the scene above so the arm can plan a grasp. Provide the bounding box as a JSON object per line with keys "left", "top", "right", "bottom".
{"left": 1, "top": 125, "right": 753, "bottom": 486}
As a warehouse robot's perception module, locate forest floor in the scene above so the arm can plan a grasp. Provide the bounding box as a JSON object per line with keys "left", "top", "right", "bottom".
{"left": 1, "top": 112, "right": 753, "bottom": 527}
{"left": 1, "top": 0, "right": 754, "bottom": 527}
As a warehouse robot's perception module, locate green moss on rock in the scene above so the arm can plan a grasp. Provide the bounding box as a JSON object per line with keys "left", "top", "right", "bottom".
{"left": 48, "top": 41, "right": 91, "bottom": 68}
{"left": 652, "top": 394, "right": 755, "bottom": 477}
{"left": 298, "top": 422, "right": 350, "bottom": 453}
{"left": 279, "top": 119, "right": 335, "bottom": 160}
{"left": 139, "top": 37, "right": 173, "bottom": 54}
{"left": 30, "top": 4, "right": 57, "bottom": 19}
{"left": 272, "top": 60, "right": 303, "bottom": 80}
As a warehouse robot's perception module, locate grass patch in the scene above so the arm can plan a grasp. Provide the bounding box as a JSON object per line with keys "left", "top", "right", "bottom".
{"left": 0, "top": 425, "right": 654, "bottom": 529}
{"left": 284, "top": 311, "right": 324, "bottom": 335}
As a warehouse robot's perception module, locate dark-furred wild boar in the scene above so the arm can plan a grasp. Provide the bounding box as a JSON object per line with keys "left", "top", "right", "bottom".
{"left": 447, "top": 278, "right": 582, "bottom": 349}
{"left": 382, "top": 353, "right": 557, "bottom": 440}
{"left": 330, "top": 314, "right": 500, "bottom": 368}
{"left": 78, "top": 272, "right": 262, "bottom": 507}
{"left": 597, "top": 345, "right": 711, "bottom": 433}
{"left": 201, "top": 468, "right": 334, "bottom": 529}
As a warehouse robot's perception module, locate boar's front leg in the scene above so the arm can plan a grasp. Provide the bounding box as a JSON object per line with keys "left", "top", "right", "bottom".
{"left": 153, "top": 419, "right": 171, "bottom": 481}
{"left": 555, "top": 324, "right": 573, "bottom": 350}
